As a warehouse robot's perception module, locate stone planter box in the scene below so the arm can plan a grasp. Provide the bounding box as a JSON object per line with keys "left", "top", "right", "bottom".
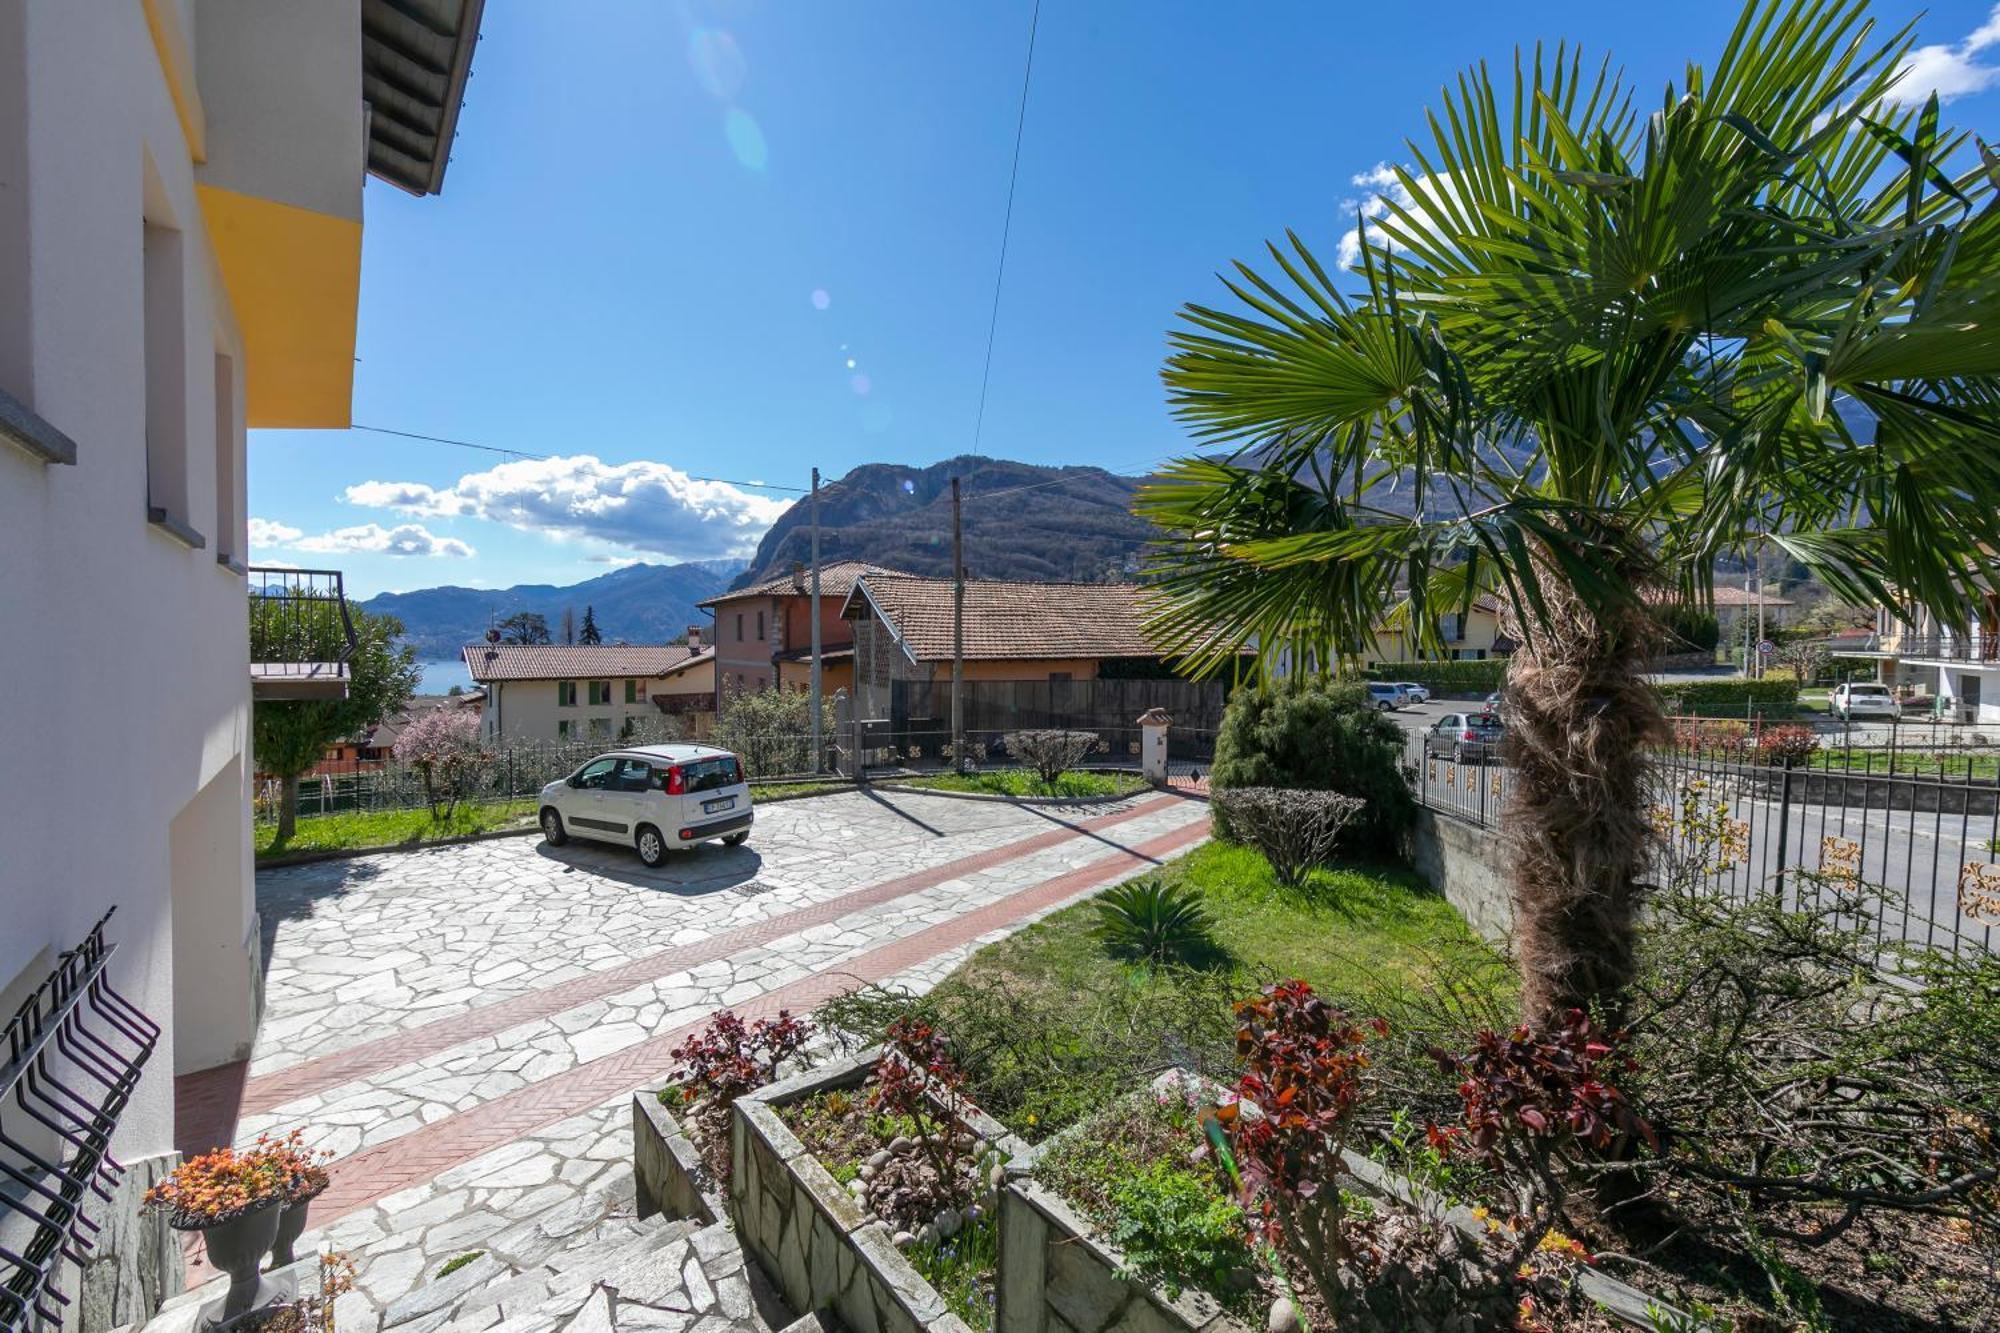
{"left": 633, "top": 1092, "right": 725, "bottom": 1227}
{"left": 732, "top": 1047, "right": 1029, "bottom": 1333}
{"left": 997, "top": 1073, "right": 1681, "bottom": 1333}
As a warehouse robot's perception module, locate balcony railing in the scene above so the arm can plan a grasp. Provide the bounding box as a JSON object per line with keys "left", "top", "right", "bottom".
{"left": 249, "top": 566, "right": 356, "bottom": 700}
{"left": 1884, "top": 629, "right": 1999, "bottom": 664}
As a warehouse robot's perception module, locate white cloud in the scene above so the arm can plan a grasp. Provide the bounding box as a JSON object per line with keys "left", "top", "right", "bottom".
{"left": 342, "top": 454, "right": 789, "bottom": 560}
{"left": 247, "top": 517, "right": 303, "bottom": 547}
{"left": 1337, "top": 163, "right": 1464, "bottom": 268}
{"left": 585, "top": 553, "right": 645, "bottom": 568}
{"left": 1888, "top": 3, "right": 2000, "bottom": 104}
{"left": 292, "top": 523, "right": 476, "bottom": 558}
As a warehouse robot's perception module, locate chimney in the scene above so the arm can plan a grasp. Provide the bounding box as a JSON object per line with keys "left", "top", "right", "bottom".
{"left": 685, "top": 625, "right": 703, "bottom": 650}
{"left": 791, "top": 560, "right": 805, "bottom": 592}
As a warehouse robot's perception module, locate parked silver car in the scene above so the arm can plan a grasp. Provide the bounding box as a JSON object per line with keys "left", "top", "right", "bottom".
{"left": 1424, "top": 712, "right": 1505, "bottom": 763}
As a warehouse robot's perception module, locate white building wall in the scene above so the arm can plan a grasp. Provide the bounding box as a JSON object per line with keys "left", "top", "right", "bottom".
{"left": 0, "top": 0, "right": 255, "bottom": 1178}
{"left": 482, "top": 670, "right": 716, "bottom": 746}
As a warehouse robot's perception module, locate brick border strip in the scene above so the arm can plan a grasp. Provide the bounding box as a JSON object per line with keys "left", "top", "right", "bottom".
{"left": 301, "top": 816, "right": 1210, "bottom": 1229}
{"left": 178, "top": 792, "right": 1195, "bottom": 1148}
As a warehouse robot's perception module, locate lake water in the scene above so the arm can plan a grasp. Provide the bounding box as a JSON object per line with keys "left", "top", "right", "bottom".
{"left": 418, "top": 658, "right": 476, "bottom": 695}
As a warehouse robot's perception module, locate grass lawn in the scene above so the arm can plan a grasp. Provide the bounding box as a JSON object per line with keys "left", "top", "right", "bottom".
{"left": 828, "top": 838, "right": 1511, "bottom": 1139}
{"left": 894, "top": 769, "right": 1150, "bottom": 800}
{"left": 256, "top": 800, "right": 538, "bottom": 861}
{"left": 749, "top": 778, "right": 856, "bottom": 802}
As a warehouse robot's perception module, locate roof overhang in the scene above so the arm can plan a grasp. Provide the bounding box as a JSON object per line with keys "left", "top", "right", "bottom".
{"left": 363, "top": 0, "right": 485, "bottom": 196}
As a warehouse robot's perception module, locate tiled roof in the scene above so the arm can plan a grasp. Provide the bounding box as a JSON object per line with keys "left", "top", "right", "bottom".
{"left": 846, "top": 576, "right": 1160, "bottom": 662}
{"left": 462, "top": 643, "right": 709, "bottom": 682}
{"left": 702, "top": 560, "right": 898, "bottom": 608}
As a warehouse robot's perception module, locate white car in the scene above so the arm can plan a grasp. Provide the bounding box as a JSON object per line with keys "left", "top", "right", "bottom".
{"left": 1831, "top": 681, "right": 1900, "bottom": 721}
{"left": 1391, "top": 681, "right": 1431, "bottom": 704}
{"left": 539, "top": 745, "right": 754, "bottom": 867}
{"left": 1365, "top": 682, "right": 1404, "bottom": 711}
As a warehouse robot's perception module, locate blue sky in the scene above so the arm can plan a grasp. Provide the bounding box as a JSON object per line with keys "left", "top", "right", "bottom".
{"left": 248, "top": 0, "right": 2000, "bottom": 599}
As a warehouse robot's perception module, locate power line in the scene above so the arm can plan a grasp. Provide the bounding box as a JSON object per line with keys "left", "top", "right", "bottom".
{"left": 346, "top": 422, "right": 807, "bottom": 493}
{"left": 968, "top": 0, "right": 1042, "bottom": 460}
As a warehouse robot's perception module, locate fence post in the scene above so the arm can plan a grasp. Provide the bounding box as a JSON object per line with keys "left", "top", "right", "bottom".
{"left": 1772, "top": 761, "right": 1795, "bottom": 901}
{"left": 1138, "top": 709, "right": 1171, "bottom": 786}
{"left": 508, "top": 751, "right": 516, "bottom": 801}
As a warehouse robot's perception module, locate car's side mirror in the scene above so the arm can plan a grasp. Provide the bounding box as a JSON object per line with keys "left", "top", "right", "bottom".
{"left": 568, "top": 776, "right": 583, "bottom": 788}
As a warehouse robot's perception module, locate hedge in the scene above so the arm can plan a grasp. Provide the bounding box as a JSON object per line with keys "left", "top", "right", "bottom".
{"left": 1656, "top": 677, "right": 1801, "bottom": 718}
{"left": 1363, "top": 659, "right": 1509, "bottom": 696}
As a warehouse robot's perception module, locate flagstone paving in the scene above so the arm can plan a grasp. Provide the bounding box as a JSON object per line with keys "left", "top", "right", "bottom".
{"left": 178, "top": 785, "right": 1211, "bottom": 1320}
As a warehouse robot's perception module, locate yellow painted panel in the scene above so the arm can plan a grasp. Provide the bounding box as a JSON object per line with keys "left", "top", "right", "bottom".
{"left": 197, "top": 185, "right": 361, "bottom": 428}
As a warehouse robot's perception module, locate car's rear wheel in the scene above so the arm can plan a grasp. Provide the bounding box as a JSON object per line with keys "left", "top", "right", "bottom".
{"left": 540, "top": 808, "right": 567, "bottom": 846}
{"left": 723, "top": 831, "right": 749, "bottom": 847}
{"left": 636, "top": 824, "right": 668, "bottom": 867}
{"left": 1452, "top": 743, "right": 1466, "bottom": 763}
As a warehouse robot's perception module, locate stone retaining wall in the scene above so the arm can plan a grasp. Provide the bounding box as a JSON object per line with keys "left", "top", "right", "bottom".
{"left": 995, "top": 1174, "right": 1242, "bottom": 1333}
{"left": 731, "top": 1048, "right": 1027, "bottom": 1333}
{"left": 632, "top": 1093, "right": 724, "bottom": 1226}
{"left": 1405, "top": 808, "right": 1514, "bottom": 943}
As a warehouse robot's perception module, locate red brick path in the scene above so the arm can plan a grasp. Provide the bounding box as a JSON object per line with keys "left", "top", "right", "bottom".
{"left": 174, "top": 793, "right": 1190, "bottom": 1156}
{"left": 302, "top": 816, "right": 1208, "bottom": 1230}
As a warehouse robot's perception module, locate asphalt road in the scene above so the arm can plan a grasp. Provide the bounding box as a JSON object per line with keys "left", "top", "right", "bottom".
{"left": 1383, "top": 696, "right": 1998, "bottom": 953}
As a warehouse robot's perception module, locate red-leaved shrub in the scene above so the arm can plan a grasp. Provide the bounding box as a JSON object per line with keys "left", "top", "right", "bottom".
{"left": 1216, "top": 980, "right": 1385, "bottom": 1317}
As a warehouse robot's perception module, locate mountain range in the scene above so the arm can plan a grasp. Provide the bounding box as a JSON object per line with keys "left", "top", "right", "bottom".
{"left": 731, "top": 455, "right": 1153, "bottom": 588}
{"left": 359, "top": 456, "right": 1162, "bottom": 657}
{"left": 358, "top": 560, "right": 741, "bottom": 660}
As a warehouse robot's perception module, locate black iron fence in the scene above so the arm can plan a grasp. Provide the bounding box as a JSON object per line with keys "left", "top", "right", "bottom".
{"left": 1403, "top": 719, "right": 2000, "bottom": 957}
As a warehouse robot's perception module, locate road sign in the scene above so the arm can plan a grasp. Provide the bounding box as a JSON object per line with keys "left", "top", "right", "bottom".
{"left": 1757, "top": 639, "right": 1776, "bottom": 656}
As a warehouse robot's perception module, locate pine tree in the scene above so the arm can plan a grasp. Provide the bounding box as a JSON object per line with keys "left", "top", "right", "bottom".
{"left": 579, "top": 605, "right": 603, "bottom": 645}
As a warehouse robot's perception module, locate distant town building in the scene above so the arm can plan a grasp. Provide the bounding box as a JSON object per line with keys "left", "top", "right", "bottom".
{"left": 464, "top": 643, "right": 716, "bottom": 745}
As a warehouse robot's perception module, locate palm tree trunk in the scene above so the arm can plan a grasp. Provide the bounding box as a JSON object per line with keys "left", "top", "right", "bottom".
{"left": 1502, "top": 575, "right": 1664, "bottom": 1026}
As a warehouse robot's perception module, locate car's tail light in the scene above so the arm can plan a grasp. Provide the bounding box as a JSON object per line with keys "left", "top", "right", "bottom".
{"left": 664, "top": 765, "right": 685, "bottom": 795}
{"left": 729, "top": 757, "right": 744, "bottom": 784}
{"left": 1461, "top": 729, "right": 1477, "bottom": 741}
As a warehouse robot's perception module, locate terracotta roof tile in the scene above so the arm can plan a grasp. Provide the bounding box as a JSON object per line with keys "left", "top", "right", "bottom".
{"left": 847, "top": 576, "right": 1159, "bottom": 662}
{"left": 462, "top": 643, "right": 708, "bottom": 682}
{"left": 701, "top": 560, "right": 897, "bottom": 608}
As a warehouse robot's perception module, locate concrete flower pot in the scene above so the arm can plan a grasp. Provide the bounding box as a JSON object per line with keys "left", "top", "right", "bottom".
{"left": 266, "top": 1181, "right": 325, "bottom": 1269}
{"left": 732, "top": 1047, "right": 1029, "bottom": 1333}
{"left": 182, "top": 1200, "right": 283, "bottom": 1326}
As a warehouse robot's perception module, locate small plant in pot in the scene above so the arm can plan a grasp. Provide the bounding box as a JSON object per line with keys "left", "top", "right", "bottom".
{"left": 256, "top": 1131, "right": 334, "bottom": 1268}
{"left": 143, "top": 1146, "right": 290, "bottom": 1323}
{"left": 667, "top": 1008, "right": 812, "bottom": 1185}
{"left": 862, "top": 1016, "right": 996, "bottom": 1244}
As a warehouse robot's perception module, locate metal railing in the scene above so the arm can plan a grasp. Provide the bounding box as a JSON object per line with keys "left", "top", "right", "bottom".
{"left": 1873, "top": 629, "right": 1999, "bottom": 662}
{"left": 1403, "top": 721, "right": 2000, "bottom": 957}
{"left": 1, "top": 912, "right": 159, "bottom": 1332}
{"left": 248, "top": 566, "right": 356, "bottom": 670}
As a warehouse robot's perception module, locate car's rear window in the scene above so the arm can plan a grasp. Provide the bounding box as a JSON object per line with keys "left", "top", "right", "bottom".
{"left": 675, "top": 756, "right": 741, "bottom": 793}
{"left": 1850, "top": 685, "right": 1891, "bottom": 696}
{"left": 1469, "top": 715, "right": 1502, "bottom": 730}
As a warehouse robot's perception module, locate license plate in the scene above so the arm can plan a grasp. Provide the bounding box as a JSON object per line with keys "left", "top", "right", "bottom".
{"left": 703, "top": 797, "right": 735, "bottom": 814}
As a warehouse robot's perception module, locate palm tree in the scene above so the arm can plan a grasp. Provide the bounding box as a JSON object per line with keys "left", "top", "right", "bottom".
{"left": 1138, "top": 0, "right": 2000, "bottom": 1024}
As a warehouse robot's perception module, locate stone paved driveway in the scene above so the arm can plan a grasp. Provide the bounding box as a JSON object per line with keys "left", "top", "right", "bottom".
{"left": 175, "top": 786, "right": 1210, "bottom": 1314}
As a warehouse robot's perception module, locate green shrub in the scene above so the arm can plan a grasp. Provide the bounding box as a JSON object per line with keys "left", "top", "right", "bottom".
{"left": 713, "top": 686, "right": 835, "bottom": 777}
{"left": 1656, "top": 677, "right": 1801, "bottom": 719}
{"left": 1107, "top": 1162, "right": 1250, "bottom": 1302}
{"left": 1093, "top": 878, "right": 1217, "bottom": 965}
{"left": 1209, "top": 680, "right": 1413, "bottom": 855}
{"left": 1362, "top": 659, "right": 1507, "bottom": 696}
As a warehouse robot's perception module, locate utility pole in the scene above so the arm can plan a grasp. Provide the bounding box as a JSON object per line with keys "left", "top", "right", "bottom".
{"left": 951, "top": 476, "right": 965, "bottom": 771}
{"left": 809, "top": 467, "right": 823, "bottom": 773}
